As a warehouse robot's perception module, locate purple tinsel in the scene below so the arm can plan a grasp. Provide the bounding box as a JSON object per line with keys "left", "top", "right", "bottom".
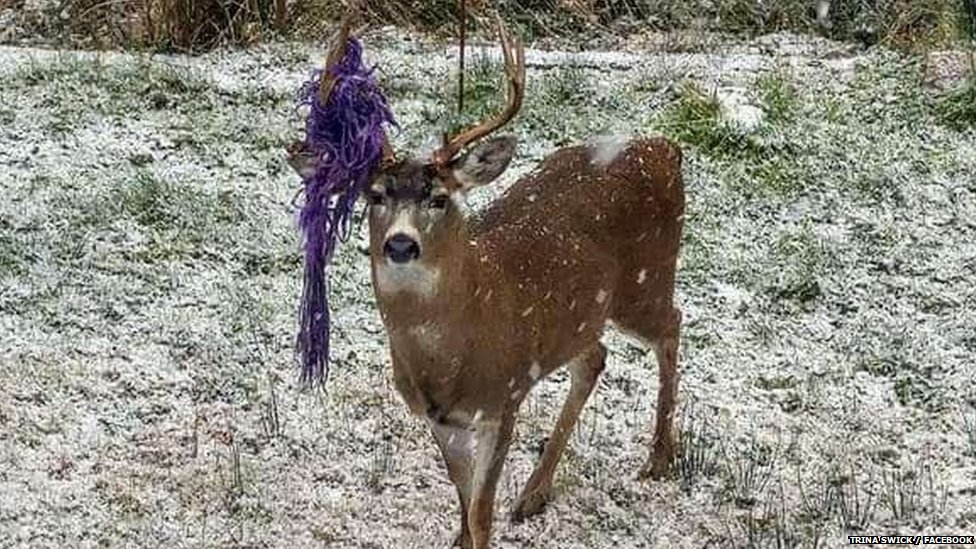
{"left": 295, "top": 36, "right": 396, "bottom": 384}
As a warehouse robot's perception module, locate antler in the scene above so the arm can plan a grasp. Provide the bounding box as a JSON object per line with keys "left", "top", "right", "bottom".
{"left": 317, "top": 9, "right": 396, "bottom": 166}
{"left": 430, "top": 14, "right": 525, "bottom": 167}
{"left": 318, "top": 14, "right": 355, "bottom": 105}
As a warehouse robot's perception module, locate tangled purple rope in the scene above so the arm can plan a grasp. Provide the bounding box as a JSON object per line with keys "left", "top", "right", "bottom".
{"left": 295, "top": 36, "right": 396, "bottom": 384}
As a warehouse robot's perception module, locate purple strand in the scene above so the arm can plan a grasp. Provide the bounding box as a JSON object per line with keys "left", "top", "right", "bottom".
{"left": 296, "top": 37, "right": 396, "bottom": 384}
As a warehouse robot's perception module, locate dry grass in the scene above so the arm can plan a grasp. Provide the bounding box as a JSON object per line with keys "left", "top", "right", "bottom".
{"left": 1, "top": 0, "right": 286, "bottom": 51}
{"left": 2, "top": 0, "right": 974, "bottom": 51}
{"left": 136, "top": 0, "right": 288, "bottom": 51}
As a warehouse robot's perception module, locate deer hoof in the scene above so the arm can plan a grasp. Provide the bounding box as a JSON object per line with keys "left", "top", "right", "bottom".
{"left": 637, "top": 457, "right": 670, "bottom": 481}
{"left": 451, "top": 530, "right": 472, "bottom": 549}
{"left": 511, "top": 485, "right": 551, "bottom": 522}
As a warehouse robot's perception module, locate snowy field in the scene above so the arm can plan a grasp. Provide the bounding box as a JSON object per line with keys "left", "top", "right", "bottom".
{"left": 1, "top": 31, "right": 975, "bottom": 548}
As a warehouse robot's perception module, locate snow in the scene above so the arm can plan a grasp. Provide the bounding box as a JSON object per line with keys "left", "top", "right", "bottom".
{"left": 1, "top": 30, "right": 974, "bottom": 548}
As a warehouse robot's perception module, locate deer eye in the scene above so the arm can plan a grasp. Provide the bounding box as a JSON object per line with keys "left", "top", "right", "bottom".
{"left": 428, "top": 194, "right": 449, "bottom": 209}
{"left": 366, "top": 189, "right": 384, "bottom": 205}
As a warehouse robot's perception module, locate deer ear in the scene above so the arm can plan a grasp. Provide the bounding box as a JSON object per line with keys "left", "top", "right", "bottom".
{"left": 451, "top": 135, "right": 516, "bottom": 190}
{"left": 286, "top": 140, "right": 319, "bottom": 180}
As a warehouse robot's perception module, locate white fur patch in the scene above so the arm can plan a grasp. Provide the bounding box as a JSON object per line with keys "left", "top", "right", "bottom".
{"left": 430, "top": 421, "right": 475, "bottom": 458}
{"left": 637, "top": 269, "right": 647, "bottom": 284}
{"left": 595, "top": 289, "right": 608, "bottom": 304}
{"left": 374, "top": 262, "right": 441, "bottom": 297}
{"left": 529, "top": 361, "right": 542, "bottom": 380}
{"left": 608, "top": 320, "right": 652, "bottom": 348}
{"left": 408, "top": 321, "right": 442, "bottom": 351}
{"left": 450, "top": 190, "right": 470, "bottom": 216}
{"left": 384, "top": 207, "right": 421, "bottom": 244}
{"left": 589, "top": 134, "right": 630, "bottom": 166}
{"left": 471, "top": 418, "right": 501, "bottom": 496}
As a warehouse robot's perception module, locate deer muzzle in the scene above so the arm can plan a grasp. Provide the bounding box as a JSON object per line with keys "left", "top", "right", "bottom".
{"left": 384, "top": 233, "right": 421, "bottom": 264}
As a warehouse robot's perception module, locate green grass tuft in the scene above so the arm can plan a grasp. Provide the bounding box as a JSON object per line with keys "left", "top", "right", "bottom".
{"left": 936, "top": 75, "right": 976, "bottom": 129}
{"left": 656, "top": 81, "right": 783, "bottom": 163}
{"left": 754, "top": 67, "right": 799, "bottom": 124}
{"left": 657, "top": 81, "right": 727, "bottom": 150}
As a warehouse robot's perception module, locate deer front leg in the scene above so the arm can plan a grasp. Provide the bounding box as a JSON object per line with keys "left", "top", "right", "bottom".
{"left": 468, "top": 413, "right": 516, "bottom": 549}
{"left": 512, "top": 344, "right": 606, "bottom": 521}
{"left": 431, "top": 422, "right": 475, "bottom": 548}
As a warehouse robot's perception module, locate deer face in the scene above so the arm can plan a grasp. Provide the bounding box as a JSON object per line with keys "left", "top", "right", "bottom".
{"left": 365, "top": 136, "right": 516, "bottom": 296}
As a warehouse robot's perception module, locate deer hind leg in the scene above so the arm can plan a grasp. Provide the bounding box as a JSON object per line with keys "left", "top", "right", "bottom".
{"left": 512, "top": 343, "right": 607, "bottom": 522}
{"left": 431, "top": 423, "right": 475, "bottom": 548}
{"left": 637, "top": 306, "right": 681, "bottom": 480}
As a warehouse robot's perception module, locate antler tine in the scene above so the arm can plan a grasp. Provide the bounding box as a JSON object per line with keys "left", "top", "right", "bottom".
{"left": 431, "top": 14, "right": 526, "bottom": 167}
{"left": 318, "top": 12, "right": 357, "bottom": 104}
{"left": 381, "top": 134, "right": 396, "bottom": 165}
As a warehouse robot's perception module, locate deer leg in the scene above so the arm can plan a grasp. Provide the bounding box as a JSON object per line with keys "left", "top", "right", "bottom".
{"left": 512, "top": 343, "right": 606, "bottom": 522}
{"left": 639, "top": 306, "right": 681, "bottom": 480}
{"left": 467, "top": 413, "right": 516, "bottom": 549}
{"left": 431, "top": 423, "right": 474, "bottom": 548}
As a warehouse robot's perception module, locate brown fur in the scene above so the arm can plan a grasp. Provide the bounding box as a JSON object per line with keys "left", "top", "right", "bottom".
{"left": 365, "top": 137, "right": 684, "bottom": 548}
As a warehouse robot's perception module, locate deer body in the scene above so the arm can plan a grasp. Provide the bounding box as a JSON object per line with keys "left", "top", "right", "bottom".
{"left": 365, "top": 138, "right": 683, "bottom": 548}
{"left": 371, "top": 138, "right": 683, "bottom": 426}
{"left": 290, "top": 18, "right": 684, "bottom": 548}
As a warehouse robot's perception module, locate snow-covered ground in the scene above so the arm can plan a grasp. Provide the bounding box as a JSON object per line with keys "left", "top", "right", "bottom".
{"left": 1, "top": 31, "right": 974, "bottom": 548}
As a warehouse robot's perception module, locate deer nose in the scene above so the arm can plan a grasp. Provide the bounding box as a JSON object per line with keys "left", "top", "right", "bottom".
{"left": 384, "top": 233, "right": 420, "bottom": 264}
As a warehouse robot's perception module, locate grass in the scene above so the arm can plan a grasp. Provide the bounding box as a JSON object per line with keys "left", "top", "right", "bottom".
{"left": 814, "top": 464, "right": 878, "bottom": 531}
{"left": 8, "top": 0, "right": 287, "bottom": 52}
{"left": 437, "top": 58, "right": 623, "bottom": 148}
{"left": 767, "top": 224, "right": 828, "bottom": 309}
{"left": 10, "top": 54, "right": 209, "bottom": 96}
{"left": 524, "top": 64, "right": 609, "bottom": 144}
{"left": 754, "top": 66, "right": 798, "bottom": 125}
{"left": 655, "top": 81, "right": 730, "bottom": 152}
{"left": 720, "top": 438, "right": 779, "bottom": 509}
{"left": 835, "top": 476, "right": 877, "bottom": 531}
{"left": 0, "top": 55, "right": 299, "bottom": 404}
{"left": 670, "top": 402, "right": 722, "bottom": 494}
{"left": 443, "top": 52, "right": 507, "bottom": 137}
{"left": 936, "top": 74, "right": 976, "bottom": 129}
{"left": 653, "top": 79, "right": 799, "bottom": 189}
{"left": 9, "top": 0, "right": 976, "bottom": 51}
{"left": 712, "top": 481, "right": 827, "bottom": 548}
{"left": 878, "top": 0, "right": 975, "bottom": 50}
{"left": 964, "top": 412, "right": 976, "bottom": 457}
{"left": 0, "top": 218, "right": 35, "bottom": 277}
{"left": 7, "top": 56, "right": 291, "bottom": 137}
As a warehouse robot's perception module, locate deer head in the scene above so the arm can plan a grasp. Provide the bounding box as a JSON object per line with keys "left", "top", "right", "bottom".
{"left": 290, "top": 17, "right": 525, "bottom": 299}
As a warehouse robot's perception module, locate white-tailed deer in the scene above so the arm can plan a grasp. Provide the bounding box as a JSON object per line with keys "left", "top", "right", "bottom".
{"left": 289, "top": 18, "right": 684, "bottom": 549}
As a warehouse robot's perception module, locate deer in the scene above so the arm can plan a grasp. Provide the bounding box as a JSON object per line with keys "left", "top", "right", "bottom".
{"left": 287, "top": 18, "right": 685, "bottom": 549}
